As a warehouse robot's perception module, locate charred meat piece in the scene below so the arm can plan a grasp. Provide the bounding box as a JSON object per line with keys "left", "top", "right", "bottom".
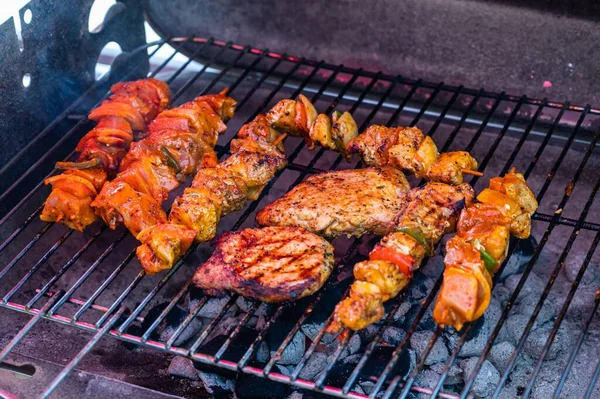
{"left": 256, "top": 167, "right": 410, "bottom": 238}
{"left": 193, "top": 227, "right": 335, "bottom": 302}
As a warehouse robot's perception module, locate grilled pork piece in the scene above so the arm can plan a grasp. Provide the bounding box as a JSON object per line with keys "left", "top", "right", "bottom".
{"left": 256, "top": 167, "right": 410, "bottom": 238}
{"left": 193, "top": 227, "right": 335, "bottom": 302}
{"left": 327, "top": 182, "right": 474, "bottom": 333}
{"left": 434, "top": 169, "right": 538, "bottom": 330}
{"left": 41, "top": 78, "right": 171, "bottom": 231}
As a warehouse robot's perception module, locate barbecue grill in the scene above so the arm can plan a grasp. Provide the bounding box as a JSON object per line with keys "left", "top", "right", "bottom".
{"left": 1, "top": 1, "right": 599, "bottom": 398}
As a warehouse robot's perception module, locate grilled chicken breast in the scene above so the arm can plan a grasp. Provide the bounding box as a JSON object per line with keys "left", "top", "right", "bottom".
{"left": 193, "top": 227, "right": 335, "bottom": 302}
{"left": 256, "top": 167, "right": 410, "bottom": 238}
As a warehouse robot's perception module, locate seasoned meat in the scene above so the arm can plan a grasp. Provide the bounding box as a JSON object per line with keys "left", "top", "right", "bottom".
{"left": 256, "top": 167, "right": 410, "bottom": 238}
{"left": 41, "top": 78, "right": 171, "bottom": 231}
{"left": 193, "top": 227, "right": 335, "bottom": 302}
{"left": 396, "top": 182, "right": 475, "bottom": 245}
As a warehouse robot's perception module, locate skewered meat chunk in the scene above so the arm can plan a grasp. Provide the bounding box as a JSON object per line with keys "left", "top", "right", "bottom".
{"left": 434, "top": 168, "right": 538, "bottom": 330}
{"left": 93, "top": 181, "right": 167, "bottom": 236}
{"left": 193, "top": 227, "right": 335, "bottom": 302}
{"left": 347, "top": 125, "right": 478, "bottom": 184}
{"left": 427, "top": 151, "right": 478, "bottom": 185}
{"left": 41, "top": 78, "right": 171, "bottom": 231}
{"left": 136, "top": 224, "right": 197, "bottom": 275}
{"left": 136, "top": 112, "right": 287, "bottom": 274}
{"left": 218, "top": 149, "right": 286, "bottom": 200}
{"left": 397, "top": 182, "right": 475, "bottom": 247}
{"left": 433, "top": 236, "right": 493, "bottom": 330}
{"left": 92, "top": 90, "right": 236, "bottom": 232}
{"left": 257, "top": 167, "right": 411, "bottom": 238}
{"left": 327, "top": 181, "right": 474, "bottom": 333}
{"left": 329, "top": 281, "right": 386, "bottom": 332}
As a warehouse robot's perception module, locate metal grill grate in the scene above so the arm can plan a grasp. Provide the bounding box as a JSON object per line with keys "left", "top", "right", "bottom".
{"left": 0, "top": 37, "right": 599, "bottom": 399}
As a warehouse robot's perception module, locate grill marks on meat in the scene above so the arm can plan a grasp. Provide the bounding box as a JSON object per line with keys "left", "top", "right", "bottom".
{"left": 91, "top": 90, "right": 236, "bottom": 237}
{"left": 193, "top": 227, "right": 335, "bottom": 302}
{"left": 41, "top": 78, "right": 171, "bottom": 231}
{"left": 136, "top": 114, "right": 287, "bottom": 274}
{"left": 256, "top": 167, "right": 411, "bottom": 238}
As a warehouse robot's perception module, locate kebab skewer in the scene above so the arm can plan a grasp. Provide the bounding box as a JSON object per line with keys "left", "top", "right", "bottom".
{"left": 433, "top": 168, "right": 538, "bottom": 330}
{"left": 91, "top": 90, "right": 236, "bottom": 237}
{"left": 136, "top": 114, "right": 288, "bottom": 274}
{"left": 41, "top": 78, "right": 171, "bottom": 231}
{"left": 266, "top": 96, "right": 480, "bottom": 185}
{"left": 326, "top": 182, "right": 474, "bottom": 333}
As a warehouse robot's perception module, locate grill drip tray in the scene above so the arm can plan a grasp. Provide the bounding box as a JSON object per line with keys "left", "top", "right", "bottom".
{"left": 0, "top": 38, "right": 599, "bottom": 399}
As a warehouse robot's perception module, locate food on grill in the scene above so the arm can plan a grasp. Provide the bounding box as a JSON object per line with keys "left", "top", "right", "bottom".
{"left": 348, "top": 126, "right": 480, "bottom": 185}
{"left": 41, "top": 78, "right": 171, "bottom": 231}
{"left": 266, "top": 96, "right": 479, "bottom": 183}
{"left": 136, "top": 113, "right": 288, "bottom": 274}
{"left": 327, "top": 182, "right": 474, "bottom": 333}
{"left": 256, "top": 167, "right": 411, "bottom": 238}
{"left": 433, "top": 168, "right": 538, "bottom": 330}
{"left": 91, "top": 90, "right": 236, "bottom": 237}
{"left": 192, "top": 226, "right": 335, "bottom": 302}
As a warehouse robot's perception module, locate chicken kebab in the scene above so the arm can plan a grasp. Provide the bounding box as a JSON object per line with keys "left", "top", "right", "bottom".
{"left": 433, "top": 168, "right": 538, "bottom": 330}
{"left": 41, "top": 78, "right": 171, "bottom": 231}
{"left": 135, "top": 114, "right": 288, "bottom": 274}
{"left": 91, "top": 89, "right": 236, "bottom": 237}
{"left": 266, "top": 95, "right": 480, "bottom": 185}
{"left": 326, "top": 169, "right": 536, "bottom": 333}
{"left": 327, "top": 181, "right": 474, "bottom": 332}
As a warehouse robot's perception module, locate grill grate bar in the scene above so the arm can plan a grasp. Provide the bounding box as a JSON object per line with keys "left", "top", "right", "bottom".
{"left": 0, "top": 290, "right": 63, "bottom": 362}
{"left": 410, "top": 101, "right": 582, "bottom": 399}
{"left": 2, "top": 229, "right": 73, "bottom": 303}
{"left": 1, "top": 37, "right": 599, "bottom": 399}
{"left": 552, "top": 257, "right": 600, "bottom": 399}
{"left": 39, "top": 306, "right": 126, "bottom": 398}
{"left": 527, "top": 233, "right": 600, "bottom": 398}
{"left": 584, "top": 346, "right": 600, "bottom": 399}
{"left": 459, "top": 107, "right": 595, "bottom": 399}
{"left": 492, "top": 126, "right": 600, "bottom": 398}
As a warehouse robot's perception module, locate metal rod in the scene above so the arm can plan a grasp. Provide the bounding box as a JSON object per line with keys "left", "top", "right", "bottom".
{"left": 0, "top": 291, "right": 64, "bottom": 362}
{"left": 39, "top": 306, "right": 126, "bottom": 399}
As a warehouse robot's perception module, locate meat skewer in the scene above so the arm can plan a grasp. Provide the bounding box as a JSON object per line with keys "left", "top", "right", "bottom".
{"left": 40, "top": 78, "right": 171, "bottom": 231}
{"left": 266, "top": 95, "right": 479, "bottom": 185}
{"left": 326, "top": 182, "right": 474, "bottom": 333}
{"left": 136, "top": 112, "right": 289, "bottom": 274}
{"left": 433, "top": 168, "right": 538, "bottom": 330}
{"left": 91, "top": 89, "right": 237, "bottom": 238}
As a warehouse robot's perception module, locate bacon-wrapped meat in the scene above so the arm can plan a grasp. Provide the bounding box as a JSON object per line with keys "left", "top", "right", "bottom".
{"left": 41, "top": 78, "right": 171, "bottom": 231}
{"left": 136, "top": 113, "right": 287, "bottom": 274}
{"left": 91, "top": 90, "right": 236, "bottom": 237}
{"left": 433, "top": 168, "right": 538, "bottom": 330}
